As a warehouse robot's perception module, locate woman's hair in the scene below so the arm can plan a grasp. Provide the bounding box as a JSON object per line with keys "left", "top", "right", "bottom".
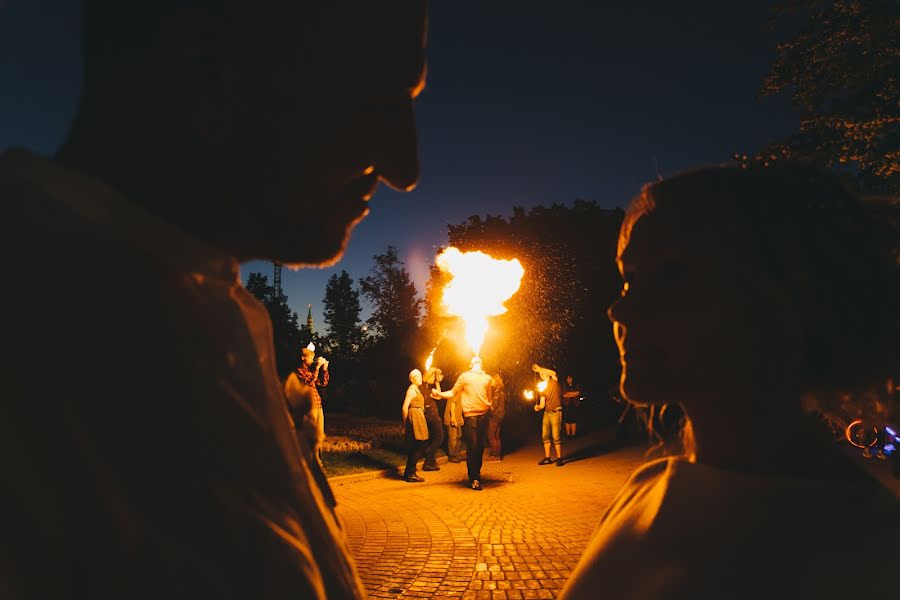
{"left": 621, "top": 164, "right": 898, "bottom": 394}
{"left": 409, "top": 369, "right": 422, "bottom": 383}
{"left": 424, "top": 367, "right": 443, "bottom": 384}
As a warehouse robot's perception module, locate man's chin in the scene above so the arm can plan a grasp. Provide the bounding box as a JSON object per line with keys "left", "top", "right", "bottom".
{"left": 279, "top": 211, "right": 367, "bottom": 268}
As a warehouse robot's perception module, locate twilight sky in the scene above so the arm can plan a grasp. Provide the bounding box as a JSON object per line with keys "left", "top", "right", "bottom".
{"left": 0, "top": 1, "right": 797, "bottom": 330}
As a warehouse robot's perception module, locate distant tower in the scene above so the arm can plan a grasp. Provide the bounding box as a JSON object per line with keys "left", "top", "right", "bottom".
{"left": 306, "top": 304, "right": 314, "bottom": 334}
{"left": 273, "top": 261, "right": 283, "bottom": 299}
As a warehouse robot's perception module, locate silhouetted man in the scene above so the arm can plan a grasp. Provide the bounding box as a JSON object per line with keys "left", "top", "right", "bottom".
{"left": 0, "top": 1, "right": 427, "bottom": 598}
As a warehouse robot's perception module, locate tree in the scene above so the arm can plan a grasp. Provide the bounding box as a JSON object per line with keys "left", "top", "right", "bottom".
{"left": 322, "top": 270, "right": 365, "bottom": 361}
{"left": 245, "top": 272, "right": 304, "bottom": 378}
{"left": 756, "top": 0, "right": 900, "bottom": 194}
{"left": 245, "top": 272, "right": 274, "bottom": 304}
{"left": 358, "top": 246, "right": 424, "bottom": 417}
{"left": 359, "top": 246, "right": 422, "bottom": 343}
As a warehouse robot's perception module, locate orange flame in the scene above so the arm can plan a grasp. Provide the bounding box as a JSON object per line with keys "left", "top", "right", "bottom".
{"left": 523, "top": 390, "right": 535, "bottom": 400}
{"left": 435, "top": 247, "right": 525, "bottom": 356}
{"left": 536, "top": 380, "right": 548, "bottom": 393}
{"left": 425, "top": 351, "right": 434, "bottom": 371}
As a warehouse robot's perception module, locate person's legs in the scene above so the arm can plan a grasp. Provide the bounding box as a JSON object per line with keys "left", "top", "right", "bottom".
{"left": 551, "top": 410, "right": 564, "bottom": 463}
{"left": 447, "top": 424, "right": 462, "bottom": 460}
{"left": 487, "top": 417, "right": 501, "bottom": 458}
{"left": 404, "top": 422, "right": 427, "bottom": 480}
{"left": 539, "top": 412, "right": 554, "bottom": 464}
{"left": 463, "top": 415, "right": 487, "bottom": 483}
{"left": 310, "top": 407, "right": 326, "bottom": 464}
{"left": 423, "top": 406, "right": 444, "bottom": 469}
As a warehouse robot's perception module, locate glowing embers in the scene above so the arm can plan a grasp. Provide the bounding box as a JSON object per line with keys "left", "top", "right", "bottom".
{"left": 434, "top": 247, "right": 525, "bottom": 356}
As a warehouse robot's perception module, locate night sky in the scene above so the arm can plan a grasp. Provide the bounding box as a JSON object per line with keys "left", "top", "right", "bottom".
{"left": 0, "top": 1, "right": 797, "bottom": 329}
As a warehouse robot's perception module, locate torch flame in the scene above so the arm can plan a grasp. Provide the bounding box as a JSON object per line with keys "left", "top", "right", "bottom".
{"left": 435, "top": 247, "right": 524, "bottom": 355}
{"left": 523, "top": 390, "right": 535, "bottom": 400}
{"left": 537, "top": 380, "right": 548, "bottom": 393}
{"left": 425, "top": 351, "right": 434, "bottom": 371}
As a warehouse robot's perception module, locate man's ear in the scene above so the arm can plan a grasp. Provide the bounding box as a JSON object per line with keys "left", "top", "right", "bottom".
{"left": 155, "top": 11, "right": 240, "bottom": 146}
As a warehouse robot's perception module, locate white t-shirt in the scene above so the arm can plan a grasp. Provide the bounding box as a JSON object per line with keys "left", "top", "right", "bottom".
{"left": 561, "top": 456, "right": 900, "bottom": 599}
{"left": 449, "top": 369, "right": 494, "bottom": 416}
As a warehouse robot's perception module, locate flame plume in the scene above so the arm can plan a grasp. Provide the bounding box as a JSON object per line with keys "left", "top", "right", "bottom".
{"left": 435, "top": 247, "right": 525, "bottom": 356}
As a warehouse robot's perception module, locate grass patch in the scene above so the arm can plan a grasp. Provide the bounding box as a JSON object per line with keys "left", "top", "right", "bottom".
{"left": 321, "top": 413, "right": 449, "bottom": 477}
{"left": 322, "top": 447, "right": 407, "bottom": 477}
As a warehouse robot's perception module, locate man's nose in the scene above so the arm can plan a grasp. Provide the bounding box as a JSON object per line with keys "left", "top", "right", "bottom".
{"left": 376, "top": 99, "right": 420, "bottom": 192}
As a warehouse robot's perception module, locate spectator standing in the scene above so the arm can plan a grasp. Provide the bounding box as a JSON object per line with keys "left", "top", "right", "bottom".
{"left": 401, "top": 369, "right": 430, "bottom": 483}
{"left": 442, "top": 369, "right": 464, "bottom": 463}
{"left": 421, "top": 367, "right": 445, "bottom": 471}
{"left": 296, "top": 347, "right": 329, "bottom": 464}
{"left": 562, "top": 375, "right": 582, "bottom": 439}
{"left": 486, "top": 373, "right": 507, "bottom": 461}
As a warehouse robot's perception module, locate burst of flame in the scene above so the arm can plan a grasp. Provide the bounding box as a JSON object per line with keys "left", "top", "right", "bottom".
{"left": 435, "top": 247, "right": 525, "bottom": 356}
{"left": 523, "top": 390, "right": 535, "bottom": 400}
{"left": 425, "top": 350, "right": 434, "bottom": 371}
{"left": 537, "top": 380, "right": 548, "bottom": 393}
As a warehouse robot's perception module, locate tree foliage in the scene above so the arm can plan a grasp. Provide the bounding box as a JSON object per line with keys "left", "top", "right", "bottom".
{"left": 356, "top": 246, "right": 426, "bottom": 418}
{"left": 359, "top": 246, "right": 423, "bottom": 343}
{"left": 757, "top": 0, "right": 900, "bottom": 193}
{"left": 245, "top": 272, "right": 304, "bottom": 378}
{"left": 322, "top": 270, "right": 365, "bottom": 361}
{"left": 425, "top": 201, "right": 624, "bottom": 403}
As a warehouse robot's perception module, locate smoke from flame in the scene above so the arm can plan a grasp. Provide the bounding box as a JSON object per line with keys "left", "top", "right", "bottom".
{"left": 435, "top": 247, "right": 525, "bottom": 356}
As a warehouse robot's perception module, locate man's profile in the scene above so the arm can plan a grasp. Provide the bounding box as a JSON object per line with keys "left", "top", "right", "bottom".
{"left": 0, "top": 1, "right": 427, "bottom": 598}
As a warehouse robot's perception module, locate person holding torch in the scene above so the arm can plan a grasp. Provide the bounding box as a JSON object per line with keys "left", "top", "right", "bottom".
{"left": 533, "top": 363, "right": 565, "bottom": 466}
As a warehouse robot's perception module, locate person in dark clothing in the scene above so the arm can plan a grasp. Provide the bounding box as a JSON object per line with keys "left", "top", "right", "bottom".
{"left": 401, "top": 369, "right": 429, "bottom": 483}
{"left": 486, "top": 373, "right": 507, "bottom": 461}
{"left": 0, "top": 1, "right": 427, "bottom": 597}
{"left": 562, "top": 374, "right": 582, "bottom": 439}
{"left": 422, "top": 367, "right": 446, "bottom": 470}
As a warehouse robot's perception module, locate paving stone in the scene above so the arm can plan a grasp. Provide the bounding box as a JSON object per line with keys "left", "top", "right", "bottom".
{"left": 333, "top": 429, "right": 646, "bottom": 599}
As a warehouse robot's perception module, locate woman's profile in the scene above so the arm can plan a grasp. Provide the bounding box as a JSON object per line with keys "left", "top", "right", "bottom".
{"left": 560, "top": 165, "right": 899, "bottom": 598}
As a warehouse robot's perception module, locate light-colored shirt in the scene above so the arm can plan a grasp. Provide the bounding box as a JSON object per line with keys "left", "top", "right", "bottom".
{"left": 0, "top": 149, "right": 365, "bottom": 599}
{"left": 449, "top": 369, "right": 493, "bottom": 417}
{"left": 560, "top": 456, "right": 900, "bottom": 599}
